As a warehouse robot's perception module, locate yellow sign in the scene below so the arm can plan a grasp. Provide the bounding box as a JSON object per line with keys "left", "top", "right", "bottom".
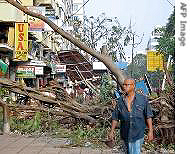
{"left": 147, "top": 51, "right": 164, "bottom": 71}
{"left": 14, "top": 23, "right": 28, "bottom": 61}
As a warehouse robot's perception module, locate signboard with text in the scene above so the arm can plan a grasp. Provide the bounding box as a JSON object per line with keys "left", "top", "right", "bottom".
{"left": 93, "top": 62, "right": 107, "bottom": 70}
{"left": 56, "top": 65, "right": 66, "bottom": 73}
{"left": 147, "top": 51, "right": 164, "bottom": 71}
{"left": 14, "top": 23, "right": 28, "bottom": 61}
{"left": 24, "top": 60, "right": 46, "bottom": 66}
{"left": 35, "top": 67, "right": 43, "bottom": 75}
{"left": 16, "top": 66, "right": 35, "bottom": 78}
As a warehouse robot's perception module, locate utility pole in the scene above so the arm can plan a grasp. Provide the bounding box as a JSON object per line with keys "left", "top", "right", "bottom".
{"left": 162, "top": 55, "right": 172, "bottom": 90}
{"left": 131, "top": 34, "right": 135, "bottom": 77}
{"left": 128, "top": 20, "right": 144, "bottom": 78}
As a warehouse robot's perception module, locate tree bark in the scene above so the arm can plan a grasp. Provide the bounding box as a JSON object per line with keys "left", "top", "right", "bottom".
{"left": 5, "top": 0, "right": 125, "bottom": 88}
{"left": 7, "top": 103, "right": 96, "bottom": 124}
{"left": 0, "top": 78, "right": 96, "bottom": 123}
{"left": 0, "top": 98, "right": 10, "bottom": 134}
{"left": 0, "top": 78, "right": 87, "bottom": 113}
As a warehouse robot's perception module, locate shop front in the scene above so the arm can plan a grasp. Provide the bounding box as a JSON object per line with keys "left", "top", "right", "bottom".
{"left": 15, "top": 60, "right": 52, "bottom": 89}
{"left": 0, "top": 44, "right": 13, "bottom": 79}
{"left": 16, "top": 65, "right": 36, "bottom": 87}
{"left": 55, "top": 64, "right": 66, "bottom": 87}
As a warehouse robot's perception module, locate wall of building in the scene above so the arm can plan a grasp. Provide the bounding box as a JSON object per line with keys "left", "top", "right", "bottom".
{"left": 0, "top": 0, "right": 80, "bottom": 88}
{"left": 0, "top": 2, "right": 24, "bottom": 22}
{"left": 73, "top": 0, "right": 84, "bottom": 22}
{"left": 21, "top": 0, "right": 33, "bottom": 6}
{"left": 147, "top": 25, "right": 163, "bottom": 51}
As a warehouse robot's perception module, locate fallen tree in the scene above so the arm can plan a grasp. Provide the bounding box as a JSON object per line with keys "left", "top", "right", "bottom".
{"left": 3, "top": 1, "right": 175, "bottom": 146}
{"left": 149, "top": 87, "right": 175, "bottom": 144}
{"left": 0, "top": 78, "right": 175, "bottom": 145}
{"left": 0, "top": 79, "right": 97, "bottom": 125}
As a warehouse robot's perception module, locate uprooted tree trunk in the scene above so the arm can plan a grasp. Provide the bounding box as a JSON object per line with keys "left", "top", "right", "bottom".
{"left": 0, "top": 78, "right": 115, "bottom": 134}
{"left": 0, "top": 79, "right": 97, "bottom": 124}
{"left": 5, "top": 0, "right": 125, "bottom": 88}
{"left": 0, "top": 98, "right": 10, "bottom": 134}
{"left": 149, "top": 88, "right": 175, "bottom": 144}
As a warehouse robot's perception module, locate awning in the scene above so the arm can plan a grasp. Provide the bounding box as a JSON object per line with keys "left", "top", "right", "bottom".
{"left": 0, "top": 43, "right": 13, "bottom": 52}
{"left": 0, "top": 59, "right": 8, "bottom": 75}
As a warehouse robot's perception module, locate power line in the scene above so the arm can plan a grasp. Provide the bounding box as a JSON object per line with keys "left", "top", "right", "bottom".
{"left": 71, "top": 0, "right": 90, "bottom": 17}
{"left": 63, "top": 0, "right": 90, "bottom": 24}
{"left": 165, "top": 0, "right": 174, "bottom": 7}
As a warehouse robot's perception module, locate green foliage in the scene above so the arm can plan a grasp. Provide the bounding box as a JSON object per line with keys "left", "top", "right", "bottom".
{"left": 124, "top": 35, "right": 131, "bottom": 46}
{"left": 127, "top": 54, "right": 147, "bottom": 79}
{"left": 76, "top": 95, "right": 84, "bottom": 104}
{"left": 143, "top": 142, "right": 158, "bottom": 151}
{"left": 143, "top": 142, "right": 175, "bottom": 152}
{"left": 148, "top": 92, "right": 158, "bottom": 100}
{"left": 81, "top": 13, "right": 131, "bottom": 61}
{"left": 156, "top": 9, "right": 175, "bottom": 63}
{"left": 127, "top": 53, "right": 165, "bottom": 89}
{"left": 9, "top": 111, "right": 68, "bottom": 136}
{"left": 57, "top": 124, "right": 116, "bottom": 148}
{"left": 167, "top": 143, "right": 175, "bottom": 150}
{"left": 166, "top": 10, "right": 175, "bottom": 36}
{"left": 10, "top": 112, "right": 42, "bottom": 134}
{"left": 69, "top": 125, "right": 107, "bottom": 146}
{"left": 157, "top": 31, "right": 175, "bottom": 61}
{"left": 0, "top": 88, "right": 9, "bottom": 98}
{"left": 99, "top": 73, "right": 115, "bottom": 104}
{"left": 0, "top": 87, "right": 13, "bottom": 103}
{"left": 155, "top": 9, "right": 175, "bottom": 87}
{"left": 107, "top": 24, "right": 129, "bottom": 61}
{"left": 147, "top": 69, "right": 164, "bottom": 89}
{"left": 33, "top": 112, "right": 41, "bottom": 130}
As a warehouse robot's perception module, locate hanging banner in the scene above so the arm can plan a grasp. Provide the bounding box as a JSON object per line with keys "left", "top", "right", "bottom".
{"left": 14, "top": 23, "right": 28, "bottom": 61}
{"left": 16, "top": 66, "right": 36, "bottom": 78}
{"left": 147, "top": 51, "right": 164, "bottom": 71}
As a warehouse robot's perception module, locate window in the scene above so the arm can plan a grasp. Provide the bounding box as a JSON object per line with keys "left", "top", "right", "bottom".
{"left": 72, "top": 16, "right": 79, "bottom": 21}
{"left": 73, "top": 4, "right": 78, "bottom": 11}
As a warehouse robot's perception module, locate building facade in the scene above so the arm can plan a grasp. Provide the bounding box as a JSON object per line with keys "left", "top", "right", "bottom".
{"left": 72, "top": 0, "right": 84, "bottom": 22}
{"left": 0, "top": 0, "right": 73, "bottom": 87}
{"left": 147, "top": 25, "right": 163, "bottom": 51}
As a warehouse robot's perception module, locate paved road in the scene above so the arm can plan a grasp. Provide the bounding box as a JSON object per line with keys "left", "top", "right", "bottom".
{"left": 0, "top": 134, "right": 121, "bottom": 154}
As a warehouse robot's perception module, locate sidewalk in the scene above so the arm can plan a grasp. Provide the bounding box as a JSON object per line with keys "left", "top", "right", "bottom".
{"left": 0, "top": 135, "right": 175, "bottom": 154}
{"left": 0, "top": 135, "right": 119, "bottom": 154}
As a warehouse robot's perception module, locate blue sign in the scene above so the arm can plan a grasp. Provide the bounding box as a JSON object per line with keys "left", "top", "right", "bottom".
{"left": 136, "top": 80, "right": 149, "bottom": 95}
{"left": 114, "top": 61, "right": 128, "bottom": 70}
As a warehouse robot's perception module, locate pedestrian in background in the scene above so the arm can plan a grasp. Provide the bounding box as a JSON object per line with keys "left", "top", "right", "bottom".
{"left": 108, "top": 78, "right": 153, "bottom": 154}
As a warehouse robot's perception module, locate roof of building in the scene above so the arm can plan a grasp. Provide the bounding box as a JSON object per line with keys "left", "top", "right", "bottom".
{"left": 58, "top": 50, "right": 101, "bottom": 82}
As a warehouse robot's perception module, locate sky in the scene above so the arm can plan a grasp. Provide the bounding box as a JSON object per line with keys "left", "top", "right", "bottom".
{"left": 84, "top": 0, "right": 175, "bottom": 59}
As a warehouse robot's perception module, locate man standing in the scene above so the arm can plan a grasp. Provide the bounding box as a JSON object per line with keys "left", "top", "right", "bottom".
{"left": 108, "top": 78, "right": 153, "bottom": 154}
